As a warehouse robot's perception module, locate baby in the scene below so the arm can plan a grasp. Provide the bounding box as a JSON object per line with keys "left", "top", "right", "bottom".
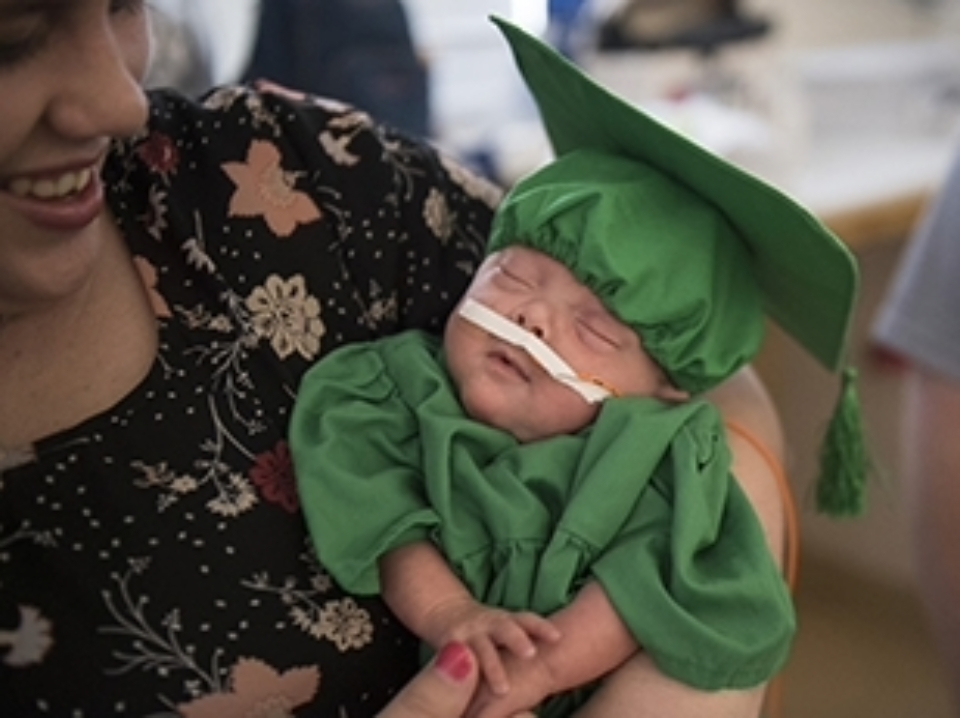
{"left": 290, "top": 17, "right": 865, "bottom": 718}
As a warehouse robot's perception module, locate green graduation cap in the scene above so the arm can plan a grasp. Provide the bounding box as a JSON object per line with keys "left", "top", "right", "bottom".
{"left": 487, "top": 16, "right": 868, "bottom": 516}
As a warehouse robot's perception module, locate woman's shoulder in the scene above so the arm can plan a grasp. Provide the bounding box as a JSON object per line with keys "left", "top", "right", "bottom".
{"left": 107, "top": 84, "right": 500, "bottom": 237}
{"left": 104, "top": 85, "right": 499, "bottom": 353}
{"left": 130, "top": 84, "right": 502, "bottom": 202}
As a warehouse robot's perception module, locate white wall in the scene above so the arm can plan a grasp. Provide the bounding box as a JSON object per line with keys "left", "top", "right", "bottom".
{"left": 748, "top": 0, "right": 960, "bottom": 50}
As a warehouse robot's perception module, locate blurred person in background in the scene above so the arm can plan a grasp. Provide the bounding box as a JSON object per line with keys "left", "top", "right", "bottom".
{"left": 874, "top": 146, "right": 960, "bottom": 714}
{"left": 242, "top": 0, "right": 430, "bottom": 137}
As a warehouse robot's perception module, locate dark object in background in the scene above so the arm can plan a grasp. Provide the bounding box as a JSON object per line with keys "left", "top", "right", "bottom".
{"left": 549, "top": 0, "right": 591, "bottom": 58}
{"left": 598, "top": 0, "right": 770, "bottom": 53}
{"left": 243, "top": 0, "right": 430, "bottom": 137}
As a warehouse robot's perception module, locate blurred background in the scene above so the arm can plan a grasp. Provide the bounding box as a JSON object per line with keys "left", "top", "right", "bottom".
{"left": 145, "top": 2, "right": 960, "bottom": 716}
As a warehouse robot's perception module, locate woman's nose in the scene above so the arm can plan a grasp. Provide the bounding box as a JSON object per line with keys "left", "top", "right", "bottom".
{"left": 46, "top": 16, "right": 149, "bottom": 141}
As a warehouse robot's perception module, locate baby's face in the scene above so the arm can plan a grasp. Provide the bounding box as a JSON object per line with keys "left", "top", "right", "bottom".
{"left": 444, "top": 246, "right": 685, "bottom": 442}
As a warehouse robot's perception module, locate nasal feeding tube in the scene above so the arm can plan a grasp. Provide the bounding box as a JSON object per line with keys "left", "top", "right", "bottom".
{"left": 457, "top": 298, "right": 614, "bottom": 404}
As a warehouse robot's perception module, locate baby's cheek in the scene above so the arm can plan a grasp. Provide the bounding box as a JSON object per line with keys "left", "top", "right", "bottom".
{"left": 535, "top": 387, "right": 600, "bottom": 437}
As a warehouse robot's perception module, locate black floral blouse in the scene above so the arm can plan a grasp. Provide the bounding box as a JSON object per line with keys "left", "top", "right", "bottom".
{"left": 0, "top": 85, "right": 499, "bottom": 717}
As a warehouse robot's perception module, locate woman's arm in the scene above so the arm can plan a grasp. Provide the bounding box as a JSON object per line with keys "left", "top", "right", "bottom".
{"left": 708, "top": 365, "right": 789, "bottom": 572}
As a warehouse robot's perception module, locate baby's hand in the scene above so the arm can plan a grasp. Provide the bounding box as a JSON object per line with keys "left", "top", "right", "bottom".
{"left": 464, "top": 646, "right": 557, "bottom": 718}
{"left": 425, "top": 600, "right": 561, "bottom": 696}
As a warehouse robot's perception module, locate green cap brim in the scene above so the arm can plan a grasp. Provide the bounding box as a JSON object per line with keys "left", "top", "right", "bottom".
{"left": 491, "top": 16, "right": 858, "bottom": 371}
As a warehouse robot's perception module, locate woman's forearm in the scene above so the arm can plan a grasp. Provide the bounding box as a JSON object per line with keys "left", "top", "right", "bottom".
{"left": 572, "top": 652, "right": 765, "bottom": 718}
{"left": 537, "top": 581, "right": 638, "bottom": 692}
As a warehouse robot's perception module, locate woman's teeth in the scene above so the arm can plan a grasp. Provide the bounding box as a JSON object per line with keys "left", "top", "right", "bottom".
{"left": 8, "top": 168, "right": 94, "bottom": 200}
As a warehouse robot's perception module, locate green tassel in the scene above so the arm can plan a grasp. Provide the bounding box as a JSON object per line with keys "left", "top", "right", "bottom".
{"left": 816, "top": 367, "right": 869, "bottom": 517}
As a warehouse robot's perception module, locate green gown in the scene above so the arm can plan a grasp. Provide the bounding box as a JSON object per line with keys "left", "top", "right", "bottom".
{"left": 291, "top": 330, "right": 794, "bottom": 701}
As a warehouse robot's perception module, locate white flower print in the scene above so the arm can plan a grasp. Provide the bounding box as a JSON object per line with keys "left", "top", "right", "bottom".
{"left": 133, "top": 398, "right": 260, "bottom": 518}
{"left": 0, "top": 522, "right": 57, "bottom": 575}
{"left": 316, "top": 598, "right": 373, "bottom": 652}
{"left": 100, "top": 562, "right": 225, "bottom": 690}
{"left": 358, "top": 279, "right": 398, "bottom": 330}
{"left": 203, "top": 86, "right": 247, "bottom": 111}
{"left": 183, "top": 211, "right": 216, "bottom": 274}
{"left": 133, "top": 460, "right": 200, "bottom": 511}
{"left": 328, "top": 110, "right": 372, "bottom": 130}
{"left": 319, "top": 131, "right": 361, "bottom": 166}
{"left": 144, "top": 184, "right": 169, "bottom": 240}
{"left": 206, "top": 473, "right": 258, "bottom": 517}
{"left": 184, "top": 239, "right": 215, "bottom": 273}
{"left": 245, "top": 275, "right": 325, "bottom": 361}
{"left": 100, "top": 564, "right": 323, "bottom": 715}
{"left": 423, "top": 188, "right": 454, "bottom": 243}
{"left": 440, "top": 153, "right": 504, "bottom": 208}
{"left": 242, "top": 546, "right": 375, "bottom": 652}
{"left": 0, "top": 605, "right": 53, "bottom": 667}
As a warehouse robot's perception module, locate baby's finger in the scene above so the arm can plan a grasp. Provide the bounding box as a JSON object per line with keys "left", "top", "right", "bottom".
{"left": 472, "top": 637, "right": 511, "bottom": 696}
{"left": 490, "top": 620, "right": 538, "bottom": 659}
{"left": 513, "top": 612, "right": 562, "bottom": 643}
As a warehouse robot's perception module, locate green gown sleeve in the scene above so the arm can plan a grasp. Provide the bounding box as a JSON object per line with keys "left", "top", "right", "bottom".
{"left": 289, "top": 333, "right": 440, "bottom": 595}
{"left": 581, "top": 399, "right": 795, "bottom": 690}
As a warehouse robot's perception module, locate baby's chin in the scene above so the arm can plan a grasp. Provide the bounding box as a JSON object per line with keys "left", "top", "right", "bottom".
{"left": 461, "top": 396, "right": 596, "bottom": 444}
{"left": 460, "top": 399, "right": 522, "bottom": 441}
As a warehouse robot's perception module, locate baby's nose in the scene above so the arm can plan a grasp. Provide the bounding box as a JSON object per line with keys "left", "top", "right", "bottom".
{"left": 515, "top": 312, "right": 545, "bottom": 339}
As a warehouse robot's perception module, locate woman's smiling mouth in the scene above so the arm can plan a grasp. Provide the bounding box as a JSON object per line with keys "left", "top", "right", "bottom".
{"left": 8, "top": 167, "right": 95, "bottom": 201}
{"left": 1, "top": 162, "right": 105, "bottom": 231}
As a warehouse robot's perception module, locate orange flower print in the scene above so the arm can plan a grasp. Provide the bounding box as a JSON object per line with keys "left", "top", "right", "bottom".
{"left": 223, "top": 140, "right": 322, "bottom": 238}
{"left": 133, "top": 256, "right": 173, "bottom": 319}
{"left": 250, "top": 441, "right": 299, "bottom": 514}
{"left": 0, "top": 605, "right": 53, "bottom": 667}
{"left": 178, "top": 658, "right": 320, "bottom": 718}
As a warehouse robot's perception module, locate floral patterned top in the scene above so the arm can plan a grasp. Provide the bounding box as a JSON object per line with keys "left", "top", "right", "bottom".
{"left": 0, "top": 85, "right": 498, "bottom": 717}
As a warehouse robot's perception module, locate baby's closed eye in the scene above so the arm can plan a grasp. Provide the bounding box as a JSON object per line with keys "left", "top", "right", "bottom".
{"left": 493, "top": 265, "right": 535, "bottom": 290}
{"left": 576, "top": 314, "right": 621, "bottom": 350}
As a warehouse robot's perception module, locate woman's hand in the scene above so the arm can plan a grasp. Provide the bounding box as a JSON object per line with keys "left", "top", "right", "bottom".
{"left": 379, "top": 643, "right": 536, "bottom": 718}
{"left": 378, "top": 643, "right": 479, "bottom": 718}
{"left": 423, "top": 598, "right": 561, "bottom": 696}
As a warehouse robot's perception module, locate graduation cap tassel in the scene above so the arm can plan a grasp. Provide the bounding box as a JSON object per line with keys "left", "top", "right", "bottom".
{"left": 816, "top": 367, "right": 869, "bottom": 517}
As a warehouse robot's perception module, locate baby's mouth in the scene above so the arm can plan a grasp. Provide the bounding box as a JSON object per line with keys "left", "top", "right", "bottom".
{"left": 489, "top": 348, "right": 531, "bottom": 381}
{"left": 7, "top": 167, "right": 95, "bottom": 201}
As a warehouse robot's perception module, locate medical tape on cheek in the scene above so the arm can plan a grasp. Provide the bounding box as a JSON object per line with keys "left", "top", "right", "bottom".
{"left": 457, "top": 298, "right": 611, "bottom": 404}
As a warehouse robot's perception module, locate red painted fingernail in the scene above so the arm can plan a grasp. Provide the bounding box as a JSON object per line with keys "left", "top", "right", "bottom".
{"left": 436, "top": 642, "right": 474, "bottom": 682}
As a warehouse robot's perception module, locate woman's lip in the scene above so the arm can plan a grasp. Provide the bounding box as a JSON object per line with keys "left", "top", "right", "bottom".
{"left": 0, "top": 168, "right": 105, "bottom": 232}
